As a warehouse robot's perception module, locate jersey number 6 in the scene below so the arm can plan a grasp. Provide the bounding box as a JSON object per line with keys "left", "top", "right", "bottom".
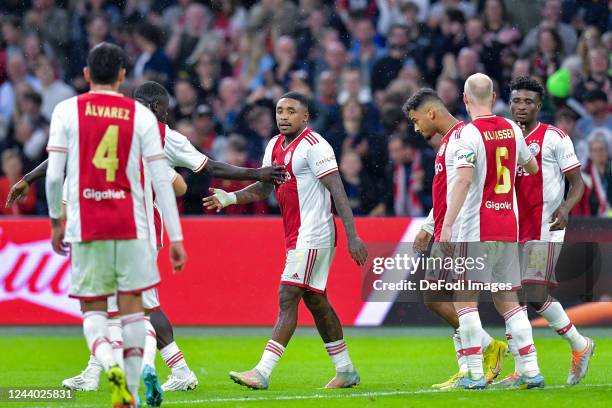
{"left": 92, "top": 125, "right": 119, "bottom": 182}
{"left": 494, "top": 146, "right": 511, "bottom": 194}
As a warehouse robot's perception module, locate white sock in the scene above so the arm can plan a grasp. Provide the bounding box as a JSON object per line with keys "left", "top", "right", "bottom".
{"left": 453, "top": 330, "right": 467, "bottom": 373}
{"left": 108, "top": 318, "right": 124, "bottom": 370}
{"left": 457, "top": 307, "right": 484, "bottom": 379}
{"left": 504, "top": 305, "right": 539, "bottom": 377}
{"left": 121, "top": 312, "right": 146, "bottom": 399}
{"left": 325, "top": 339, "right": 354, "bottom": 372}
{"left": 142, "top": 317, "right": 157, "bottom": 370}
{"left": 83, "top": 354, "right": 103, "bottom": 378}
{"left": 255, "top": 340, "right": 285, "bottom": 378}
{"left": 481, "top": 328, "right": 493, "bottom": 351}
{"left": 505, "top": 331, "right": 520, "bottom": 374}
{"left": 537, "top": 297, "right": 587, "bottom": 352}
{"left": 83, "top": 311, "right": 115, "bottom": 371}
{"left": 160, "top": 341, "right": 191, "bottom": 378}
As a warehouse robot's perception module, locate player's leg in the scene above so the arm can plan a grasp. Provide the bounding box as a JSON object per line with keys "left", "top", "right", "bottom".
{"left": 522, "top": 242, "right": 594, "bottom": 385}
{"left": 70, "top": 240, "right": 133, "bottom": 406}
{"left": 150, "top": 308, "right": 198, "bottom": 391}
{"left": 492, "top": 243, "right": 543, "bottom": 389}
{"left": 230, "top": 284, "right": 304, "bottom": 389}
{"left": 116, "top": 239, "right": 161, "bottom": 404}
{"left": 453, "top": 291, "right": 487, "bottom": 389}
{"left": 302, "top": 291, "right": 360, "bottom": 388}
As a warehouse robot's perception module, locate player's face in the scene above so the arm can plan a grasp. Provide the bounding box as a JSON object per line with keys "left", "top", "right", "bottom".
{"left": 151, "top": 97, "right": 170, "bottom": 123}
{"left": 276, "top": 98, "right": 308, "bottom": 136}
{"left": 510, "top": 89, "right": 541, "bottom": 128}
{"left": 409, "top": 108, "right": 435, "bottom": 140}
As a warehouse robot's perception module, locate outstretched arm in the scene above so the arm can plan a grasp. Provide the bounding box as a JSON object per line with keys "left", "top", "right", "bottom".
{"left": 319, "top": 171, "right": 368, "bottom": 266}
{"left": 5, "top": 159, "right": 48, "bottom": 207}
{"left": 203, "top": 160, "right": 287, "bottom": 184}
{"left": 202, "top": 181, "right": 275, "bottom": 212}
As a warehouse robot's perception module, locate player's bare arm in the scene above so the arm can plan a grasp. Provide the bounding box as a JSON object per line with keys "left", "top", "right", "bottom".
{"left": 550, "top": 167, "right": 584, "bottom": 231}
{"left": 522, "top": 156, "right": 539, "bottom": 175}
{"left": 441, "top": 167, "right": 473, "bottom": 242}
{"left": 172, "top": 173, "right": 188, "bottom": 197}
{"left": 202, "top": 181, "right": 274, "bottom": 212}
{"left": 5, "top": 158, "right": 48, "bottom": 207}
{"left": 319, "top": 171, "right": 368, "bottom": 266}
{"left": 203, "top": 160, "right": 287, "bottom": 184}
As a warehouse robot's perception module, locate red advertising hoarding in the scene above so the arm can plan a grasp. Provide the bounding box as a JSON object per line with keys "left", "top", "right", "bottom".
{"left": 0, "top": 217, "right": 414, "bottom": 325}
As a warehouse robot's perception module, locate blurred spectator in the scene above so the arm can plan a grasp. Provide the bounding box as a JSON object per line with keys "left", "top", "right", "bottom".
{"left": 531, "top": 27, "right": 563, "bottom": 80}
{"left": 172, "top": 78, "right": 199, "bottom": 122}
{"left": 207, "top": 134, "right": 269, "bottom": 215}
{"left": 192, "top": 104, "right": 227, "bottom": 160}
{"left": 71, "top": 0, "right": 122, "bottom": 45}
{"left": 0, "top": 53, "right": 41, "bottom": 128}
{"left": 192, "top": 51, "right": 224, "bottom": 102}
{"left": 327, "top": 98, "right": 370, "bottom": 159}
{"left": 268, "top": 36, "right": 305, "bottom": 90}
{"left": 348, "top": 16, "right": 385, "bottom": 90}
{"left": 574, "top": 47, "right": 611, "bottom": 103}
{"left": 387, "top": 134, "right": 434, "bottom": 216}
{"left": 247, "top": 0, "right": 299, "bottom": 41}
{"left": 0, "top": 148, "right": 37, "bottom": 215}
{"left": 340, "top": 149, "right": 385, "bottom": 215}
{"left": 133, "top": 22, "right": 175, "bottom": 89}
{"left": 371, "top": 24, "right": 411, "bottom": 94}
{"left": 165, "top": 3, "right": 211, "bottom": 69}
{"left": 312, "top": 70, "right": 340, "bottom": 134}
{"left": 520, "top": 0, "right": 577, "bottom": 58}
{"left": 211, "top": 1, "right": 248, "bottom": 39}
{"left": 23, "top": 0, "right": 70, "bottom": 66}
{"left": 34, "top": 56, "right": 75, "bottom": 121}
{"left": 68, "top": 12, "right": 111, "bottom": 91}
{"left": 576, "top": 90, "right": 612, "bottom": 142}
{"left": 161, "top": 0, "right": 194, "bottom": 30}
{"left": 436, "top": 76, "right": 467, "bottom": 120}
{"left": 1, "top": 15, "right": 24, "bottom": 56}
{"left": 482, "top": 0, "right": 521, "bottom": 47}
{"left": 213, "top": 77, "right": 244, "bottom": 133}
{"left": 244, "top": 105, "right": 275, "bottom": 162}
{"left": 580, "top": 137, "right": 612, "bottom": 216}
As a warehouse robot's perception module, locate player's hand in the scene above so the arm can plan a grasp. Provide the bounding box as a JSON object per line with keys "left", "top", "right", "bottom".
{"left": 257, "top": 165, "right": 288, "bottom": 184}
{"left": 439, "top": 224, "right": 455, "bottom": 256}
{"left": 550, "top": 205, "right": 569, "bottom": 231}
{"left": 5, "top": 179, "right": 29, "bottom": 207}
{"left": 202, "top": 188, "right": 237, "bottom": 212}
{"left": 50, "top": 223, "right": 69, "bottom": 256}
{"left": 413, "top": 229, "right": 432, "bottom": 254}
{"left": 348, "top": 236, "right": 368, "bottom": 266}
{"left": 169, "top": 241, "right": 187, "bottom": 272}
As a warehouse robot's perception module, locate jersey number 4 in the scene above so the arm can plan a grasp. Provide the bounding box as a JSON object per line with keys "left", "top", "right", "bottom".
{"left": 92, "top": 125, "right": 119, "bottom": 182}
{"left": 494, "top": 146, "right": 511, "bottom": 194}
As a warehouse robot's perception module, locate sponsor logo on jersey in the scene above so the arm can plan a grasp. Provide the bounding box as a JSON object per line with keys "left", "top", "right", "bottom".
{"left": 82, "top": 188, "right": 127, "bottom": 201}
{"left": 485, "top": 200, "right": 512, "bottom": 210}
{"left": 458, "top": 151, "right": 477, "bottom": 164}
{"left": 435, "top": 162, "right": 444, "bottom": 174}
{"left": 517, "top": 165, "right": 530, "bottom": 177}
{"left": 438, "top": 142, "right": 447, "bottom": 157}
{"left": 528, "top": 142, "right": 541, "bottom": 156}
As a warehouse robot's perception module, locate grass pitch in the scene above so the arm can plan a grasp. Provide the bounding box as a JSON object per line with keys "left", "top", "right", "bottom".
{"left": 1, "top": 327, "right": 611, "bottom": 407}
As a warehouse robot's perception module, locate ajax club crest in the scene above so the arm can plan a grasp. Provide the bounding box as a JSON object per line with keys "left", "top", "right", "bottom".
{"left": 528, "top": 142, "right": 541, "bottom": 157}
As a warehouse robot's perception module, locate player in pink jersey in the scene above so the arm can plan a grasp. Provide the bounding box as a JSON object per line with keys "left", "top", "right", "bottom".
{"left": 442, "top": 73, "right": 543, "bottom": 389}
{"left": 204, "top": 92, "right": 368, "bottom": 390}
{"left": 45, "top": 42, "right": 186, "bottom": 407}
{"left": 492, "top": 76, "right": 594, "bottom": 387}
{"left": 404, "top": 89, "right": 507, "bottom": 389}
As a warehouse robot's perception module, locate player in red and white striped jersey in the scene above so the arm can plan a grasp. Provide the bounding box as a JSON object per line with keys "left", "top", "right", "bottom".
{"left": 45, "top": 43, "right": 186, "bottom": 407}
{"left": 496, "top": 76, "right": 594, "bottom": 386}
{"left": 204, "top": 92, "right": 368, "bottom": 390}
{"left": 405, "top": 89, "right": 507, "bottom": 389}
{"left": 442, "top": 73, "right": 543, "bottom": 389}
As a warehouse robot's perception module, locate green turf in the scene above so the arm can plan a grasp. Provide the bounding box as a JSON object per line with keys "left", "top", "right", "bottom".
{"left": 0, "top": 328, "right": 610, "bottom": 407}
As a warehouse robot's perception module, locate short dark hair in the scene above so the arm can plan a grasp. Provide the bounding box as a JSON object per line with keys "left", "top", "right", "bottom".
{"left": 87, "top": 42, "right": 126, "bottom": 85}
{"left": 583, "top": 89, "right": 608, "bottom": 103}
{"left": 508, "top": 76, "right": 545, "bottom": 99}
{"left": 23, "top": 90, "right": 42, "bottom": 106}
{"left": 402, "top": 88, "right": 442, "bottom": 115}
{"left": 133, "top": 81, "right": 169, "bottom": 106}
{"left": 278, "top": 91, "right": 310, "bottom": 113}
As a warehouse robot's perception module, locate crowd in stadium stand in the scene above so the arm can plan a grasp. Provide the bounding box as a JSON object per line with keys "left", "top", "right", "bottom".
{"left": 0, "top": 0, "right": 610, "bottom": 217}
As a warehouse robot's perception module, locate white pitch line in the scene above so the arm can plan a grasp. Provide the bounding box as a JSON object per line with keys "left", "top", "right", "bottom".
{"left": 24, "top": 383, "right": 612, "bottom": 408}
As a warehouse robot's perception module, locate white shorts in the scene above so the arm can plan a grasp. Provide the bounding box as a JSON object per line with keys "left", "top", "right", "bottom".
{"left": 451, "top": 242, "right": 521, "bottom": 290}
{"left": 520, "top": 241, "right": 561, "bottom": 287}
{"left": 69, "top": 239, "right": 160, "bottom": 300}
{"left": 107, "top": 288, "right": 161, "bottom": 317}
{"left": 280, "top": 248, "right": 335, "bottom": 293}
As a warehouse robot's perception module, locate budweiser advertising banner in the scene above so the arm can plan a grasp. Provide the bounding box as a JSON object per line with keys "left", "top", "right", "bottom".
{"left": 0, "top": 217, "right": 417, "bottom": 326}
{"left": 2, "top": 217, "right": 611, "bottom": 326}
